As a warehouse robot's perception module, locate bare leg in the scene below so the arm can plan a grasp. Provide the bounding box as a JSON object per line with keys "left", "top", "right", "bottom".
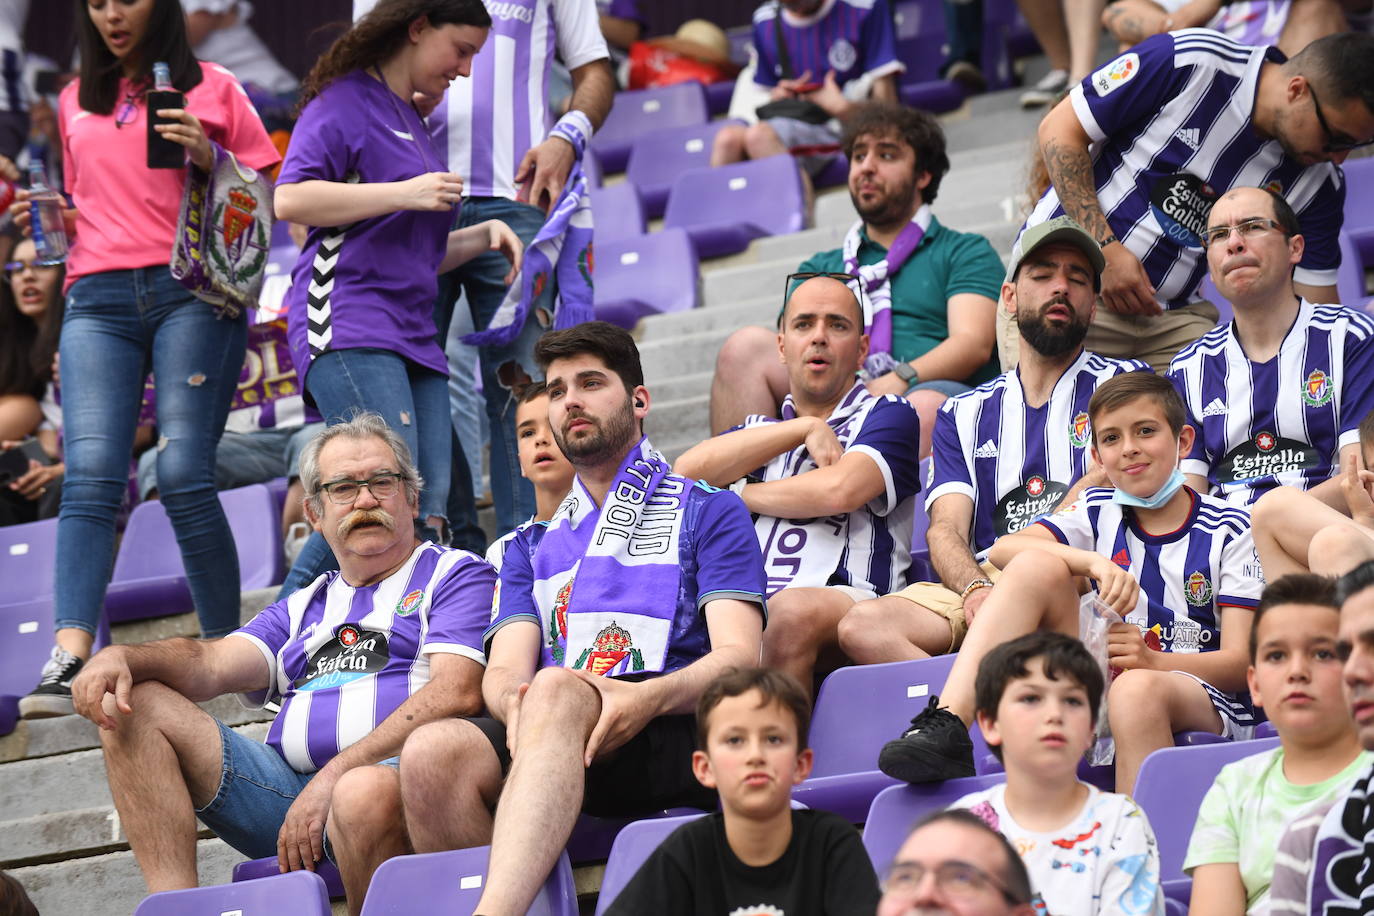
{"left": 936, "top": 550, "right": 1080, "bottom": 722}
{"left": 1101, "top": 0, "right": 1169, "bottom": 48}
{"left": 906, "top": 389, "right": 949, "bottom": 460}
{"left": 1276, "top": 0, "right": 1349, "bottom": 55}
{"left": 56, "top": 626, "right": 96, "bottom": 661}
{"left": 761, "top": 587, "right": 859, "bottom": 699}
{"left": 399, "top": 719, "right": 505, "bottom": 852}
{"left": 281, "top": 479, "right": 307, "bottom": 534}
{"left": 709, "top": 326, "right": 790, "bottom": 435}
{"left": 1251, "top": 486, "right": 1359, "bottom": 578}
{"left": 98, "top": 681, "right": 226, "bottom": 892}
{"left": 710, "top": 124, "right": 749, "bottom": 168}
{"left": 1110, "top": 669, "right": 1222, "bottom": 794}
{"left": 1308, "top": 522, "right": 1374, "bottom": 577}
{"left": 1014, "top": 0, "right": 1072, "bottom": 72}
{"left": 474, "top": 667, "right": 601, "bottom": 916}
{"left": 839, "top": 595, "right": 955, "bottom": 663}
{"left": 327, "top": 765, "right": 410, "bottom": 916}
{"left": 1064, "top": 0, "right": 1108, "bottom": 81}
{"left": 0, "top": 392, "right": 41, "bottom": 442}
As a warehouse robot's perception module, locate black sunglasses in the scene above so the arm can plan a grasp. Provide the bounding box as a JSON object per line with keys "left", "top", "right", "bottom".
{"left": 779, "top": 271, "right": 867, "bottom": 326}
{"left": 1309, "top": 83, "right": 1374, "bottom": 154}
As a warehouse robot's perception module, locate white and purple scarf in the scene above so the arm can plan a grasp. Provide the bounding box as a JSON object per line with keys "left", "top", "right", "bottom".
{"left": 463, "top": 112, "right": 596, "bottom": 347}
{"left": 531, "top": 438, "right": 689, "bottom": 677}
{"left": 843, "top": 204, "right": 931, "bottom": 378}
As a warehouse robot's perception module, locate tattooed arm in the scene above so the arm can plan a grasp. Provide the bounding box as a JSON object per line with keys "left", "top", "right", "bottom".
{"left": 1038, "top": 100, "right": 1161, "bottom": 316}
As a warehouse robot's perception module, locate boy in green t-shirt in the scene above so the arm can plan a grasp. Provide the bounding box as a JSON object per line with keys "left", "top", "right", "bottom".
{"left": 1184, "top": 574, "right": 1370, "bottom": 914}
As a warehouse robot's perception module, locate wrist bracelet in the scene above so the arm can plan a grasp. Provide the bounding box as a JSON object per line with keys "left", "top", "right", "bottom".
{"left": 960, "top": 578, "right": 995, "bottom": 600}
{"left": 1098, "top": 234, "right": 1119, "bottom": 248}
{"left": 550, "top": 110, "right": 593, "bottom": 157}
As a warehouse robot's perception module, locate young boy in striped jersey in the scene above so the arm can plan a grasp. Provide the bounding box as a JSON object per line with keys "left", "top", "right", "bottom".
{"left": 878, "top": 372, "right": 1264, "bottom": 794}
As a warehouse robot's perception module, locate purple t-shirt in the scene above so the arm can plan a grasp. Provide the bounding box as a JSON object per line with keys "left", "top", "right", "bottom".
{"left": 278, "top": 70, "right": 454, "bottom": 385}
{"left": 232, "top": 542, "right": 494, "bottom": 773}
{"left": 486, "top": 482, "right": 766, "bottom": 675}
{"left": 751, "top": 0, "right": 903, "bottom": 90}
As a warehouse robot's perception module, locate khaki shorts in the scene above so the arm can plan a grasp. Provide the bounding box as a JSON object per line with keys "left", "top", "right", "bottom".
{"left": 996, "top": 300, "right": 1220, "bottom": 373}
{"left": 889, "top": 562, "right": 1001, "bottom": 654}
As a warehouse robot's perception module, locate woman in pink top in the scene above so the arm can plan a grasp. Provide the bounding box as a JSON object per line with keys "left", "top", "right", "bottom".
{"left": 16, "top": 0, "right": 280, "bottom": 719}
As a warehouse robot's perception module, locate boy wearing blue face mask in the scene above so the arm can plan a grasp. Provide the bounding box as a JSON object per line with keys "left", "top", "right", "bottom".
{"left": 878, "top": 372, "right": 1265, "bottom": 796}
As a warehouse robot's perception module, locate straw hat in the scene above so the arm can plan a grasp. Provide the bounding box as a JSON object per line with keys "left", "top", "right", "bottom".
{"left": 647, "top": 19, "right": 735, "bottom": 69}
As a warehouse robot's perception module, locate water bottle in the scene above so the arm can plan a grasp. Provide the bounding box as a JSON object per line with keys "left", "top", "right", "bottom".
{"left": 147, "top": 61, "right": 185, "bottom": 169}
{"left": 28, "top": 162, "right": 68, "bottom": 266}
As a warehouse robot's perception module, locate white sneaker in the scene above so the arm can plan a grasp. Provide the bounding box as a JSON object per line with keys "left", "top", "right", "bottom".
{"left": 1020, "top": 69, "right": 1069, "bottom": 107}
{"left": 283, "top": 522, "right": 311, "bottom": 567}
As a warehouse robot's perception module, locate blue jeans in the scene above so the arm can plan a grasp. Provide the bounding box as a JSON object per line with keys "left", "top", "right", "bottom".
{"left": 56, "top": 269, "right": 246, "bottom": 638}
{"left": 136, "top": 422, "right": 324, "bottom": 500}
{"left": 276, "top": 348, "right": 450, "bottom": 596}
{"left": 438, "top": 196, "right": 550, "bottom": 534}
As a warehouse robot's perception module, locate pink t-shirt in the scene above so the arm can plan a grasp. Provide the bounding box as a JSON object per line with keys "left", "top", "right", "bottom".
{"left": 58, "top": 61, "right": 281, "bottom": 286}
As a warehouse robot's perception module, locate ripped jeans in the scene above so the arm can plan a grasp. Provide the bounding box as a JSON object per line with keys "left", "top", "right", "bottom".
{"left": 56, "top": 268, "right": 246, "bottom": 638}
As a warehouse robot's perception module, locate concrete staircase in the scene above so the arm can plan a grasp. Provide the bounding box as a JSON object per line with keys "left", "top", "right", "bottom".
{"left": 0, "top": 85, "right": 1048, "bottom": 916}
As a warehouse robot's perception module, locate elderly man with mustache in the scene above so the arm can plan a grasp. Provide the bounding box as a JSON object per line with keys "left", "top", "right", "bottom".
{"left": 69, "top": 412, "right": 495, "bottom": 913}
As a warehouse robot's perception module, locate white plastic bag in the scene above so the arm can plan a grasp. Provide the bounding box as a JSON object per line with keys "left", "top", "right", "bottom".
{"left": 1078, "top": 592, "right": 1123, "bottom": 766}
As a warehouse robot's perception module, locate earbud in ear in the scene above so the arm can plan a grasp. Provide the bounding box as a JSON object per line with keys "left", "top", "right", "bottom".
{"left": 635, "top": 399, "right": 645, "bottom": 408}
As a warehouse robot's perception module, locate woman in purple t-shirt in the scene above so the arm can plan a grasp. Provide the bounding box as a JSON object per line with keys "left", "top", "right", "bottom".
{"left": 275, "top": 0, "right": 520, "bottom": 588}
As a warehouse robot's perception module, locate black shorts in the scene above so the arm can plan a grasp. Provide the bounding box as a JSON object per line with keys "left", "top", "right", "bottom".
{"left": 466, "top": 714, "right": 718, "bottom": 817}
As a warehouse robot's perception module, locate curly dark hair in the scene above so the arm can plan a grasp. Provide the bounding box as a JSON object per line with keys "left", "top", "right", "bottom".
{"left": 298, "top": 0, "right": 493, "bottom": 109}
{"left": 841, "top": 101, "right": 951, "bottom": 204}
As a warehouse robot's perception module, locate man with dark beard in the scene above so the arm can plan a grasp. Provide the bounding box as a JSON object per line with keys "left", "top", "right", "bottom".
{"left": 386, "top": 322, "right": 767, "bottom": 916}
{"left": 709, "top": 103, "right": 1004, "bottom": 458}
{"left": 838, "top": 218, "right": 1149, "bottom": 662}
{"left": 67, "top": 413, "right": 495, "bottom": 913}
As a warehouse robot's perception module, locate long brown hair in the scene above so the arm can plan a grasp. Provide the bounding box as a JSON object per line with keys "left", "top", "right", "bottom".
{"left": 298, "top": 0, "right": 492, "bottom": 109}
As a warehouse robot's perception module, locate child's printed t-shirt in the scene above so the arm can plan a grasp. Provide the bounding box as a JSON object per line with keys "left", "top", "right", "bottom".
{"left": 1183, "top": 746, "right": 1371, "bottom": 914}
{"left": 955, "top": 782, "right": 1166, "bottom": 916}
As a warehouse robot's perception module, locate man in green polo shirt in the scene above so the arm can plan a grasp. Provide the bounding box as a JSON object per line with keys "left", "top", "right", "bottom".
{"left": 709, "top": 103, "right": 1006, "bottom": 457}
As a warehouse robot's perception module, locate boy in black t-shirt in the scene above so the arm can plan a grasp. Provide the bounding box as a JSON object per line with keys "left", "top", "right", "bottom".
{"left": 602, "top": 668, "right": 880, "bottom": 916}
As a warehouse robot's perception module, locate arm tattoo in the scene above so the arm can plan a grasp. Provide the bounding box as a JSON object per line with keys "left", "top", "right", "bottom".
{"left": 1105, "top": 8, "right": 1149, "bottom": 43}
{"left": 1042, "top": 136, "right": 1113, "bottom": 242}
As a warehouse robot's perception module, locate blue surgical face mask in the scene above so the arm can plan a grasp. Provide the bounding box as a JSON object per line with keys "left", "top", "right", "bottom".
{"left": 1112, "top": 467, "right": 1187, "bottom": 509}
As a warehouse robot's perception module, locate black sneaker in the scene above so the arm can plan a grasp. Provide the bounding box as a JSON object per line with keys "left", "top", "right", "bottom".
{"left": 17, "top": 647, "right": 84, "bottom": 719}
{"left": 878, "top": 695, "right": 975, "bottom": 783}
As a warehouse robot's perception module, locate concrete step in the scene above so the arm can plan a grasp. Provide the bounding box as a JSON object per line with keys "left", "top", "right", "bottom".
{"left": 0, "top": 723, "right": 269, "bottom": 824}
{"left": 638, "top": 329, "right": 734, "bottom": 387}
{"left": 638, "top": 296, "right": 774, "bottom": 343}
{"left": 0, "top": 694, "right": 273, "bottom": 765}
{"left": 11, "top": 838, "right": 247, "bottom": 916}
{"left": 643, "top": 396, "right": 711, "bottom": 459}
{"left": 642, "top": 372, "right": 714, "bottom": 404}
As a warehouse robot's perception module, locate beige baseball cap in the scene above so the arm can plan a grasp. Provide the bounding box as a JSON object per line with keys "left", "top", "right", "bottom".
{"left": 1013, "top": 216, "right": 1106, "bottom": 290}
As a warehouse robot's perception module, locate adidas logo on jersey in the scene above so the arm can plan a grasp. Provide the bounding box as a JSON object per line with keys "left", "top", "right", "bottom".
{"left": 1176, "top": 127, "right": 1201, "bottom": 151}
{"left": 1200, "top": 398, "right": 1228, "bottom": 417}
{"left": 972, "top": 440, "right": 999, "bottom": 459}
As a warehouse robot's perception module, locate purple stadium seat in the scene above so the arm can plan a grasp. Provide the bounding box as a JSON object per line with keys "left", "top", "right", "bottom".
{"left": 0, "top": 603, "right": 55, "bottom": 736}
{"left": 895, "top": 30, "right": 967, "bottom": 113}
{"left": 705, "top": 79, "right": 734, "bottom": 116}
{"left": 1253, "top": 720, "right": 1277, "bottom": 739}
{"left": 583, "top": 148, "right": 603, "bottom": 188}
{"left": 359, "top": 847, "right": 577, "bottom": 916}
{"left": 1134, "top": 736, "right": 1280, "bottom": 882}
{"left": 625, "top": 120, "right": 743, "bottom": 218}
{"left": 1339, "top": 229, "right": 1369, "bottom": 307}
{"left": 232, "top": 858, "right": 345, "bottom": 899}
{"left": 568, "top": 807, "right": 708, "bottom": 864}
{"left": 0, "top": 517, "right": 59, "bottom": 608}
{"left": 861, "top": 775, "right": 1006, "bottom": 870}
{"left": 591, "top": 83, "right": 709, "bottom": 173}
{"left": 134, "top": 870, "right": 330, "bottom": 915}
{"left": 589, "top": 181, "right": 646, "bottom": 244}
{"left": 105, "top": 483, "right": 284, "bottom": 625}
{"left": 794, "top": 656, "right": 996, "bottom": 820}
{"left": 813, "top": 153, "right": 850, "bottom": 190}
{"left": 664, "top": 155, "right": 806, "bottom": 259}
{"left": 1162, "top": 877, "right": 1192, "bottom": 910}
{"left": 594, "top": 812, "right": 707, "bottom": 915}
{"left": 263, "top": 475, "right": 290, "bottom": 511}
{"left": 594, "top": 228, "right": 699, "bottom": 330}
{"left": 1343, "top": 156, "right": 1374, "bottom": 260}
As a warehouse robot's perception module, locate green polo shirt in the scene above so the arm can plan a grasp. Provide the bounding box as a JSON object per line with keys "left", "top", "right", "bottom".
{"left": 798, "top": 216, "right": 1004, "bottom": 387}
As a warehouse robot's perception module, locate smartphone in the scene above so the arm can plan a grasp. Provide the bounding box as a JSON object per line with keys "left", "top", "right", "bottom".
{"left": 0, "top": 447, "right": 28, "bottom": 486}
{"left": 147, "top": 87, "right": 186, "bottom": 169}
{"left": 793, "top": 81, "right": 823, "bottom": 93}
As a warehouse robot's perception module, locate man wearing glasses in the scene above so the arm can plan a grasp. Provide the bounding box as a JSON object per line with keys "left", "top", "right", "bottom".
{"left": 676, "top": 273, "right": 922, "bottom": 695}
{"left": 1014, "top": 30, "right": 1374, "bottom": 372}
{"left": 67, "top": 413, "right": 496, "bottom": 912}
{"left": 877, "top": 809, "right": 1037, "bottom": 916}
{"left": 1168, "top": 185, "right": 1374, "bottom": 508}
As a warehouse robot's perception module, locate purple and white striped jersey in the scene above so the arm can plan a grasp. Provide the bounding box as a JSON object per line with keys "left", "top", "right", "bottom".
{"left": 928, "top": 350, "right": 1148, "bottom": 559}
{"left": 1167, "top": 300, "right": 1374, "bottom": 506}
{"left": 428, "top": 0, "right": 608, "bottom": 200}
{"left": 1016, "top": 30, "right": 1345, "bottom": 310}
{"left": 751, "top": 0, "right": 903, "bottom": 90}
{"left": 742, "top": 382, "right": 922, "bottom": 596}
{"left": 231, "top": 542, "right": 495, "bottom": 773}
{"left": 1036, "top": 487, "right": 1263, "bottom": 655}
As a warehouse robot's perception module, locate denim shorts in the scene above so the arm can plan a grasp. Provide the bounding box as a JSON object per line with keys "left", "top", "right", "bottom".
{"left": 196, "top": 719, "right": 401, "bottom": 862}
